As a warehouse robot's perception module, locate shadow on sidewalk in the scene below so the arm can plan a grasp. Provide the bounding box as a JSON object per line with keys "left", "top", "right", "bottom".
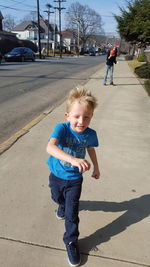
{"left": 79, "top": 194, "right": 150, "bottom": 265}
{"left": 90, "top": 76, "right": 138, "bottom": 80}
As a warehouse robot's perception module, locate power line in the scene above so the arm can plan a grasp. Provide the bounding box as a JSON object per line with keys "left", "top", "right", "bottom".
{"left": 7, "top": 0, "right": 36, "bottom": 8}
{"left": 0, "top": 4, "right": 36, "bottom": 12}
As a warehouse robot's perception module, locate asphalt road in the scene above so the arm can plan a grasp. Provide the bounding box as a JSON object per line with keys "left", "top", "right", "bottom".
{"left": 0, "top": 56, "right": 105, "bottom": 143}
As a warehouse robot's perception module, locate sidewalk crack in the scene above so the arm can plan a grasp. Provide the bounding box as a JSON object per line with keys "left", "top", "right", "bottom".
{"left": 0, "top": 236, "right": 149, "bottom": 267}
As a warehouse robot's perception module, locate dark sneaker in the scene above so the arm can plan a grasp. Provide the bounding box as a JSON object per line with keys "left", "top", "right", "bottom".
{"left": 103, "top": 83, "right": 106, "bottom": 85}
{"left": 66, "top": 242, "right": 81, "bottom": 267}
{"left": 110, "top": 82, "right": 115, "bottom": 85}
{"left": 55, "top": 205, "right": 65, "bottom": 220}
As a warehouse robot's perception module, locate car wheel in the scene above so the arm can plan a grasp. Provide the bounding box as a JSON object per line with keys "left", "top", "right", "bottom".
{"left": 32, "top": 56, "right": 35, "bottom": 62}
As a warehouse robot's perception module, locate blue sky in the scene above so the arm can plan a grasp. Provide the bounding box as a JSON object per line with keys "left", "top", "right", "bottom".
{"left": 0, "top": 0, "right": 127, "bottom": 35}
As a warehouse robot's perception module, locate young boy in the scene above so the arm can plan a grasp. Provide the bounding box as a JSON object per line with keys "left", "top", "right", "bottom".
{"left": 46, "top": 86, "right": 100, "bottom": 266}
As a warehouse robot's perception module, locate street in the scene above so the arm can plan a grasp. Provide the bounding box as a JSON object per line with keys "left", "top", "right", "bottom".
{"left": 0, "top": 56, "right": 105, "bottom": 143}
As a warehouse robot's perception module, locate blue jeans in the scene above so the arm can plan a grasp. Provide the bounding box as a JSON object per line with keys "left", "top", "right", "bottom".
{"left": 49, "top": 173, "right": 83, "bottom": 245}
{"left": 103, "top": 64, "right": 114, "bottom": 84}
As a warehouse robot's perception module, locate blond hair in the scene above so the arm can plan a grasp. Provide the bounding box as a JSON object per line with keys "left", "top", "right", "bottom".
{"left": 66, "top": 86, "right": 97, "bottom": 112}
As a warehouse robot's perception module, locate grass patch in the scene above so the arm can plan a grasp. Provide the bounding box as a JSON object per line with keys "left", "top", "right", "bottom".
{"left": 128, "top": 59, "right": 144, "bottom": 71}
{"left": 128, "top": 59, "right": 150, "bottom": 97}
{"left": 135, "top": 63, "right": 150, "bottom": 79}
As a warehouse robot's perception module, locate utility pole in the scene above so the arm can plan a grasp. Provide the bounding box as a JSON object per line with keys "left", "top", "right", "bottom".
{"left": 37, "top": 0, "right": 42, "bottom": 59}
{"left": 77, "top": 19, "right": 80, "bottom": 57}
{"left": 53, "top": 7, "right": 57, "bottom": 57}
{"left": 44, "top": 4, "right": 54, "bottom": 56}
{"left": 76, "top": 11, "right": 80, "bottom": 56}
{"left": 54, "top": 0, "right": 66, "bottom": 58}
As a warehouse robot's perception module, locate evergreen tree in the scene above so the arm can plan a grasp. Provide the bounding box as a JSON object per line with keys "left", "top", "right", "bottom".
{"left": 114, "top": 0, "right": 150, "bottom": 47}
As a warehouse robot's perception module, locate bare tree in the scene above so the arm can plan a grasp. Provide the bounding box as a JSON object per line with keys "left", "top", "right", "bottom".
{"left": 66, "top": 2, "right": 103, "bottom": 49}
{"left": 3, "top": 14, "right": 16, "bottom": 32}
{"left": 21, "top": 11, "right": 37, "bottom": 22}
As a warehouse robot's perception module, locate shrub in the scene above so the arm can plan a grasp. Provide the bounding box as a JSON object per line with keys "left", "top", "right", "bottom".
{"left": 135, "top": 63, "right": 150, "bottom": 78}
{"left": 0, "top": 36, "right": 19, "bottom": 54}
{"left": 54, "top": 50, "right": 60, "bottom": 54}
{"left": 0, "top": 35, "right": 38, "bottom": 54}
{"left": 21, "top": 40, "right": 38, "bottom": 52}
{"left": 144, "top": 80, "right": 150, "bottom": 96}
{"left": 137, "top": 52, "right": 146, "bottom": 62}
{"left": 125, "top": 55, "right": 134, "bottom": 60}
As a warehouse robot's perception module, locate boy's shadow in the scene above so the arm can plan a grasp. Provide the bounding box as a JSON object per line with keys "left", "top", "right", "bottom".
{"left": 79, "top": 194, "right": 150, "bottom": 264}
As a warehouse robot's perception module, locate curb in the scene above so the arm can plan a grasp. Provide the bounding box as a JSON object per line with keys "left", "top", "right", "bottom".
{"left": 0, "top": 106, "right": 55, "bottom": 155}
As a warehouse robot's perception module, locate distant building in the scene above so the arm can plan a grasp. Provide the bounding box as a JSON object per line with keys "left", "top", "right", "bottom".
{"left": 11, "top": 19, "right": 59, "bottom": 51}
{"left": 0, "top": 11, "right": 38, "bottom": 54}
{"left": 0, "top": 11, "right": 22, "bottom": 55}
{"left": 61, "top": 30, "right": 76, "bottom": 51}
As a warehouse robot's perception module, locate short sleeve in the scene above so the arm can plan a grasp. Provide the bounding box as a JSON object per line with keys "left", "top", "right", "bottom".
{"left": 49, "top": 123, "right": 66, "bottom": 142}
{"left": 87, "top": 130, "right": 99, "bottom": 148}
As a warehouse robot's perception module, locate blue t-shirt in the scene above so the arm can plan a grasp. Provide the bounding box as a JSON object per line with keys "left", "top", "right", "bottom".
{"left": 46, "top": 122, "right": 99, "bottom": 180}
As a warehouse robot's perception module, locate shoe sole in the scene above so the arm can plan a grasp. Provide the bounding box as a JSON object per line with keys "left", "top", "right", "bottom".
{"left": 55, "top": 210, "right": 65, "bottom": 220}
{"left": 67, "top": 257, "right": 81, "bottom": 267}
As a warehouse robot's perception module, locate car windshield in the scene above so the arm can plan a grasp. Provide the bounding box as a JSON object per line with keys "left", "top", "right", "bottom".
{"left": 10, "top": 48, "right": 24, "bottom": 54}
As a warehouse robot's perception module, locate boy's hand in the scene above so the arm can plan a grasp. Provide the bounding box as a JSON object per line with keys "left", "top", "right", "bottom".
{"left": 71, "top": 158, "right": 91, "bottom": 173}
{"left": 91, "top": 167, "right": 100, "bottom": 179}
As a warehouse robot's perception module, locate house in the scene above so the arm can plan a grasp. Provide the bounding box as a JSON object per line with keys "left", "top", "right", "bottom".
{"left": 61, "top": 30, "right": 76, "bottom": 52}
{"left": 11, "top": 20, "right": 58, "bottom": 52}
{"left": 12, "top": 21, "right": 43, "bottom": 41}
{"left": 0, "top": 11, "right": 35, "bottom": 55}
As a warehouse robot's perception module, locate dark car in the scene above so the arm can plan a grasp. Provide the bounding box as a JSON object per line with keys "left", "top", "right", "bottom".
{"left": 89, "top": 50, "right": 96, "bottom": 56}
{"left": 0, "top": 51, "right": 2, "bottom": 64}
{"left": 4, "top": 47, "right": 35, "bottom": 62}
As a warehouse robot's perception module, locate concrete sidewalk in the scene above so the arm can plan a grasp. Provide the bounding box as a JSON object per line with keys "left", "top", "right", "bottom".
{"left": 0, "top": 57, "right": 150, "bottom": 267}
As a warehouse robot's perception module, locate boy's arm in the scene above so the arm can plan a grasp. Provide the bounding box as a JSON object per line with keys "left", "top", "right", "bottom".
{"left": 46, "top": 138, "right": 90, "bottom": 173}
{"left": 87, "top": 147, "right": 100, "bottom": 179}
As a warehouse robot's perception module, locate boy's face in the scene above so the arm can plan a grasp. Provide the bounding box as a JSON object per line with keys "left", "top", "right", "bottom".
{"left": 65, "top": 101, "right": 93, "bottom": 133}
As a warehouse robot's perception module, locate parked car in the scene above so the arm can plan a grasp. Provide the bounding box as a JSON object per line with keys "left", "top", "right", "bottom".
{"left": 0, "top": 51, "right": 2, "bottom": 64}
{"left": 89, "top": 50, "right": 96, "bottom": 56}
{"left": 4, "top": 47, "right": 35, "bottom": 62}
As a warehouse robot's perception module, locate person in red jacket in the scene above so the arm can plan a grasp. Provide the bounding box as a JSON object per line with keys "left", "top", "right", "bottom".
{"left": 103, "top": 46, "right": 117, "bottom": 86}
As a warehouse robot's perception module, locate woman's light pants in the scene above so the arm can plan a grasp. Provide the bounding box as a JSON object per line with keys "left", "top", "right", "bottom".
{"left": 103, "top": 65, "right": 114, "bottom": 84}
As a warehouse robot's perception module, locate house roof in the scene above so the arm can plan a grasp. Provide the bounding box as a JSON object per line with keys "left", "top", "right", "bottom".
{"left": 12, "top": 20, "right": 57, "bottom": 34}
{"left": 62, "top": 31, "right": 74, "bottom": 38}
{"left": 40, "top": 19, "right": 54, "bottom": 34}
{"left": 12, "top": 21, "right": 45, "bottom": 33}
{"left": 0, "top": 30, "right": 18, "bottom": 39}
